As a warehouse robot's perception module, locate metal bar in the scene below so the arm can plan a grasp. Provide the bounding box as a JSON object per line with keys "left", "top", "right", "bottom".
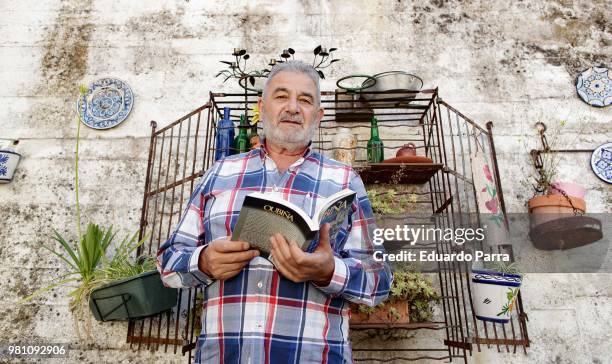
{"left": 437, "top": 100, "right": 487, "bottom": 133}
{"left": 154, "top": 104, "right": 210, "bottom": 136}
{"left": 538, "top": 148, "right": 594, "bottom": 153}
{"left": 157, "top": 128, "right": 173, "bottom": 251}
{"left": 486, "top": 122, "right": 509, "bottom": 229}
{"left": 137, "top": 121, "right": 158, "bottom": 251}
{"left": 150, "top": 132, "right": 165, "bottom": 255}
{"left": 471, "top": 338, "right": 530, "bottom": 346}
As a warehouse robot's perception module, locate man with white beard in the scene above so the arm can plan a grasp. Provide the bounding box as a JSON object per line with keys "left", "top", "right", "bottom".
{"left": 158, "top": 60, "right": 392, "bottom": 364}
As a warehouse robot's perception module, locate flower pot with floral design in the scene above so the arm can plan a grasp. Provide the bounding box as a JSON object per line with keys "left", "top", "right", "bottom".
{"left": 471, "top": 269, "right": 522, "bottom": 323}
{"left": 0, "top": 146, "right": 21, "bottom": 184}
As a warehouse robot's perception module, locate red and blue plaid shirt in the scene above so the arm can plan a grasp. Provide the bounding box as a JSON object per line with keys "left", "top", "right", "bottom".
{"left": 157, "top": 143, "right": 393, "bottom": 364}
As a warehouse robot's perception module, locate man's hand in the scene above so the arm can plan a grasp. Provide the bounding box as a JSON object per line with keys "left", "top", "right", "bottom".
{"left": 270, "top": 223, "right": 335, "bottom": 285}
{"left": 198, "top": 239, "right": 259, "bottom": 280}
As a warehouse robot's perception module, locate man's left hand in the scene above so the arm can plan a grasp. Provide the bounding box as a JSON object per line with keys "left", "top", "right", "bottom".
{"left": 270, "top": 223, "right": 335, "bottom": 285}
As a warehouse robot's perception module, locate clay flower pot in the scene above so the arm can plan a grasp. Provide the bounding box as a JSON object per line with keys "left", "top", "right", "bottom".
{"left": 528, "top": 195, "right": 586, "bottom": 227}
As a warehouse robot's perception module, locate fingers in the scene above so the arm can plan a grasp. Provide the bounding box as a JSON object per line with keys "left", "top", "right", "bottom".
{"left": 270, "top": 233, "right": 294, "bottom": 264}
{"left": 208, "top": 259, "right": 252, "bottom": 281}
{"left": 221, "top": 249, "right": 259, "bottom": 264}
{"left": 314, "top": 223, "right": 332, "bottom": 252}
{"left": 213, "top": 240, "right": 251, "bottom": 253}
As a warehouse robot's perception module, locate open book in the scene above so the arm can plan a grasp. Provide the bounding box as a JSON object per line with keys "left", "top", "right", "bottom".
{"left": 231, "top": 189, "right": 356, "bottom": 259}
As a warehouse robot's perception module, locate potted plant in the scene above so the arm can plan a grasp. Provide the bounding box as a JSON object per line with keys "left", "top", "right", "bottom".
{"left": 88, "top": 233, "right": 178, "bottom": 322}
{"left": 24, "top": 85, "right": 177, "bottom": 338}
{"left": 471, "top": 262, "right": 522, "bottom": 323}
{"left": 350, "top": 267, "right": 440, "bottom": 326}
{"left": 524, "top": 121, "right": 587, "bottom": 226}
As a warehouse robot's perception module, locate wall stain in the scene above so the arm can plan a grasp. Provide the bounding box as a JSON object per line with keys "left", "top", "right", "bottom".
{"left": 40, "top": 0, "right": 93, "bottom": 98}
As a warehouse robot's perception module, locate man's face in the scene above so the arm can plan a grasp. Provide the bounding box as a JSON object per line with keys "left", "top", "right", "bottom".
{"left": 258, "top": 70, "right": 324, "bottom": 150}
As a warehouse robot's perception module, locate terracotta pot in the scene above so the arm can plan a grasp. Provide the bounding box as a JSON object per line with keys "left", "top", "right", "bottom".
{"left": 547, "top": 181, "right": 587, "bottom": 199}
{"left": 349, "top": 301, "right": 410, "bottom": 325}
{"left": 396, "top": 143, "right": 417, "bottom": 157}
{"left": 528, "top": 195, "right": 586, "bottom": 226}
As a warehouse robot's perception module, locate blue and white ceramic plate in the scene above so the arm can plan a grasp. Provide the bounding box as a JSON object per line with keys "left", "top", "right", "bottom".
{"left": 591, "top": 142, "right": 612, "bottom": 184}
{"left": 576, "top": 67, "right": 611, "bottom": 107}
{"left": 77, "top": 78, "right": 134, "bottom": 129}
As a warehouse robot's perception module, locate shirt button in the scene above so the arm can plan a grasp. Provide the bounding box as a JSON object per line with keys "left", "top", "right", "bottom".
{"left": 257, "top": 281, "right": 263, "bottom": 288}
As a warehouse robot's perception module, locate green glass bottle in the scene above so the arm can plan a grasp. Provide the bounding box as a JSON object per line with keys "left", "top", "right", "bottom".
{"left": 233, "top": 115, "right": 249, "bottom": 154}
{"left": 367, "top": 116, "right": 384, "bottom": 163}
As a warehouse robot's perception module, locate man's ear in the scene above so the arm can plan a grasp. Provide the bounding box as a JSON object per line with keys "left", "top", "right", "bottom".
{"left": 316, "top": 105, "right": 324, "bottom": 126}
{"left": 257, "top": 97, "right": 263, "bottom": 116}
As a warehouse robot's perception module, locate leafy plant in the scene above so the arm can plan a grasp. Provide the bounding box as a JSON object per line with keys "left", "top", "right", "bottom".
{"left": 367, "top": 188, "right": 418, "bottom": 215}
{"left": 482, "top": 261, "right": 522, "bottom": 277}
{"left": 357, "top": 266, "right": 440, "bottom": 323}
{"left": 23, "top": 85, "right": 150, "bottom": 340}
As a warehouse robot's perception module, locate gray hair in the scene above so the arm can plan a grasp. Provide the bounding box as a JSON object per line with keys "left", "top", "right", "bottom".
{"left": 262, "top": 60, "right": 321, "bottom": 105}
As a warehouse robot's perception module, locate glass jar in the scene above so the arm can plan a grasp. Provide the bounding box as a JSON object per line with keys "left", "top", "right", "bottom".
{"left": 332, "top": 128, "right": 357, "bottom": 165}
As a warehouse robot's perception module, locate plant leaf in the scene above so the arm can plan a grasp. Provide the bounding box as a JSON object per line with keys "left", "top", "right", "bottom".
{"left": 329, "top": 47, "right": 337, "bottom": 52}
{"left": 249, "top": 76, "right": 255, "bottom": 86}
{"left": 288, "top": 48, "right": 295, "bottom": 54}
{"left": 314, "top": 45, "right": 322, "bottom": 55}
{"left": 330, "top": 59, "right": 340, "bottom": 63}
{"left": 238, "top": 49, "right": 247, "bottom": 56}
{"left": 243, "top": 54, "right": 250, "bottom": 60}
{"left": 317, "top": 70, "right": 325, "bottom": 79}
{"left": 219, "top": 61, "right": 233, "bottom": 66}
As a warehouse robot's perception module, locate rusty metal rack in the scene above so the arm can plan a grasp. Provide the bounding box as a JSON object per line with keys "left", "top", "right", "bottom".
{"left": 129, "top": 88, "right": 530, "bottom": 362}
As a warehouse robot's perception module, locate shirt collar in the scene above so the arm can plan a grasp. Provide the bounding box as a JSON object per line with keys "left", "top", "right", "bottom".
{"left": 258, "top": 138, "right": 313, "bottom": 160}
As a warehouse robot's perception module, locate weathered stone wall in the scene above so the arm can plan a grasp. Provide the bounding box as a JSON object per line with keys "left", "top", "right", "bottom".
{"left": 1, "top": 1, "right": 609, "bottom": 363}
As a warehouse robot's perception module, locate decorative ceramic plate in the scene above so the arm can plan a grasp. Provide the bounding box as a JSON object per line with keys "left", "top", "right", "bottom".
{"left": 77, "top": 78, "right": 134, "bottom": 129}
{"left": 590, "top": 142, "right": 612, "bottom": 183}
{"left": 576, "top": 67, "right": 611, "bottom": 107}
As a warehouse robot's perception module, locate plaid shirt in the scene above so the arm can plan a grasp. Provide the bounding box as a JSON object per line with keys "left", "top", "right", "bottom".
{"left": 157, "top": 144, "right": 392, "bottom": 364}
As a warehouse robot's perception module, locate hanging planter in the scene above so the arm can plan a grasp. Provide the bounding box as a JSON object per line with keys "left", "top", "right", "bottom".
{"left": 89, "top": 270, "right": 178, "bottom": 322}
{"left": 0, "top": 140, "right": 21, "bottom": 184}
{"left": 350, "top": 300, "right": 410, "bottom": 326}
{"left": 528, "top": 194, "right": 586, "bottom": 226}
{"left": 471, "top": 268, "right": 522, "bottom": 323}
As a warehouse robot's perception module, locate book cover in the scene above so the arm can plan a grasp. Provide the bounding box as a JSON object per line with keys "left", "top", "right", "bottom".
{"left": 231, "top": 189, "right": 355, "bottom": 259}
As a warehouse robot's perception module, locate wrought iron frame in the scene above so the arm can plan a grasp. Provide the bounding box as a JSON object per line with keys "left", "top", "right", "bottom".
{"left": 128, "top": 88, "right": 530, "bottom": 362}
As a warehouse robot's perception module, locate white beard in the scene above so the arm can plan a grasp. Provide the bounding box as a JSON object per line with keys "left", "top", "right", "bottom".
{"left": 261, "top": 117, "right": 318, "bottom": 152}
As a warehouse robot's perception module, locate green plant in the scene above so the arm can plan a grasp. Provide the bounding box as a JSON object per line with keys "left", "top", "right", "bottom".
{"left": 23, "top": 85, "right": 150, "bottom": 339}
{"left": 357, "top": 266, "right": 440, "bottom": 323}
{"left": 482, "top": 261, "right": 522, "bottom": 277}
{"left": 368, "top": 188, "right": 418, "bottom": 215}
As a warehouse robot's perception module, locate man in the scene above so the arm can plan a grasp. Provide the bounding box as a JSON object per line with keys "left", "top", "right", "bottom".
{"left": 157, "top": 60, "right": 392, "bottom": 363}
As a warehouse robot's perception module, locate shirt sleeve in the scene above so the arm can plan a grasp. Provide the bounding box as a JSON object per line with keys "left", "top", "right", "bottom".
{"left": 156, "top": 162, "right": 220, "bottom": 289}
{"left": 313, "top": 170, "right": 393, "bottom": 307}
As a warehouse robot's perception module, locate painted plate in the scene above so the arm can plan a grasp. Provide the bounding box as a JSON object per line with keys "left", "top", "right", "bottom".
{"left": 590, "top": 142, "right": 612, "bottom": 184}
{"left": 77, "top": 78, "right": 134, "bottom": 129}
{"left": 576, "top": 67, "right": 611, "bottom": 107}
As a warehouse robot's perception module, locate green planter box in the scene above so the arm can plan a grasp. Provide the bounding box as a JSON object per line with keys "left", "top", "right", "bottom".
{"left": 89, "top": 270, "right": 178, "bottom": 322}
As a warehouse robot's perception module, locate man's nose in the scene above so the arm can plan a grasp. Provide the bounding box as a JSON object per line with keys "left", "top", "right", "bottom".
{"left": 286, "top": 96, "right": 299, "bottom": 113}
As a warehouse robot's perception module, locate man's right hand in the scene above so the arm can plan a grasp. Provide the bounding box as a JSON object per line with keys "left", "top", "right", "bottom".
{"left": 198, "top": 239, "right": 259, "bottom": 280}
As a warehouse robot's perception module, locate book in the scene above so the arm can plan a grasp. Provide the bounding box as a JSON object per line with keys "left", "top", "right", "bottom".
{"left": 231, "top": 189, "right": 356, "bottom": 259}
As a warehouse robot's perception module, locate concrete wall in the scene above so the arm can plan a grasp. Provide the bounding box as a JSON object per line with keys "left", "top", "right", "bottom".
{"left": 1, "top": 0, "right": 610, "bottom": 363}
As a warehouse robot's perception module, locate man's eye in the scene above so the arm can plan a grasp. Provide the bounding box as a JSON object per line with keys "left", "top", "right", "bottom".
{"left": 276, "top": 94, "right": 287, "bottom": 99}
{"left": 299, "top": 98, "right": 313, "bottom": 104}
